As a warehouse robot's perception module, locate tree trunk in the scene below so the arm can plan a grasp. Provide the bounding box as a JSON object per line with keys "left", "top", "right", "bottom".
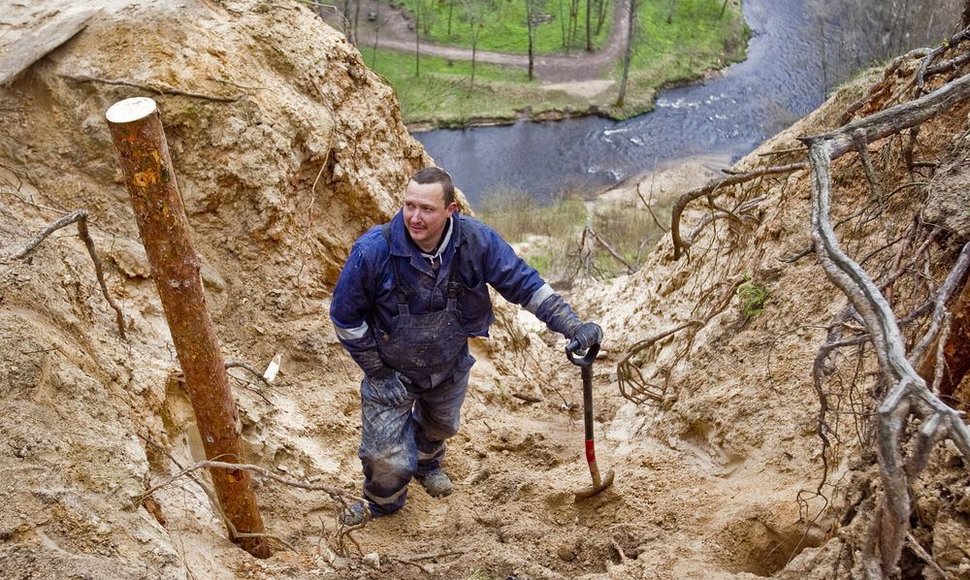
{"left": 585, "top": 0, "right": 592, "bottom": 51}
{"left": 616, "top": 0, "right": 636, "bottom": 107}
{"left": 105, "top": 97, "right": 270, "bottom": 559}
{"left": 415, "top": 3, "right": 422, "bottom": 77}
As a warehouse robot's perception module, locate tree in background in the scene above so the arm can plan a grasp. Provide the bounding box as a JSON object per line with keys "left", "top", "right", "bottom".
{"left": 561, "top": 0, "right": 581, "bottom": 52}
{"left": 460, "top": 0, "right": 491, "bottom": 88}
{"left": 807, "top": 0, "right": 964, "bottom": 94}
{"left": 615, "top": 0, "right": 637, "bottom": 107}
{"left": 595, "top": 0, "right": 610, "bottom": 35}
{"left": 525, "top": 0, "right": 543, "bottom": 79}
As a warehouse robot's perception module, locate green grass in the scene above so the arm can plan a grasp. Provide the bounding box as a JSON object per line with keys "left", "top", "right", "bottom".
{"left": 610, "top": 0, "right": 748, "bottom": 110}
{"left": 354, "top": 0, "right": 746, "bottom": 125}
{"left": 478, "top": 189, "right": 588, "bottom": 280}
{"left": 396, "top": 0, "right": 613, "bottom": 54}
{"left": 478, "top": 186, "right": 682, "bottom": 280}
{"left": 363, "top": 49, "right": 548, "bottom": 123}
{"left": 737, "top": 277, "right": 769, "bottom": 318}
{"left": 479, "top": 189, "right": 588, "bottom": 238}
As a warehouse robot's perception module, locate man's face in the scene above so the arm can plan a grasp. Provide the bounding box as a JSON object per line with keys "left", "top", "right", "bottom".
{"left": 403, "top": 179, "right": 456, "bottom": 252}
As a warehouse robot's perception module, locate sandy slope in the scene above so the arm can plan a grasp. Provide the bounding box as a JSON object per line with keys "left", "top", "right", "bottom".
{"left": 0, "top": 2, "right": 968, "bottom": 579}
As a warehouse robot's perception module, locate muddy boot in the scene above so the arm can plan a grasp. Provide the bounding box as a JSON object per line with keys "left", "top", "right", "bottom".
{"left": 417, "top": 470, "right": 453, "bottom": 498}
{"left": 340, "top": 501, "right": 368, "bottom": 526}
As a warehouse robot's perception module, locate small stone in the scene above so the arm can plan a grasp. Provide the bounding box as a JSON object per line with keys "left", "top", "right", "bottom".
{"left": 555, "top": 545, "right": 577, "bottom": 561}
{"left": 362, "top": 552, "right": 381, "bottom": 569}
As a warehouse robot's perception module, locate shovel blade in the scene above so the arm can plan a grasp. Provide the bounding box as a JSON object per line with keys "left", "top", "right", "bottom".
{"left": 574, "top": 468, "right": 615, "bottom": 501}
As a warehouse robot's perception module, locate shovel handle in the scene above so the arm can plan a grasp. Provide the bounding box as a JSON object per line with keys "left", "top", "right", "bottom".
{"left": 566, "top": 340, "right": 599, "bottom": 366}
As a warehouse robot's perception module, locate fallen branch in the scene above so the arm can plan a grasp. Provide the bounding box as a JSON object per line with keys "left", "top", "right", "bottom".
{"left": 7, "top": 209, "right": 127, "bottom": 339}
{"left": 138, "top": 438, "right": 297, "bottom": 552}
{"left": 840, "top": 48, "right": 932, "bottom": 125}
{"left": 811, "top": 71, "right": 970, "bottom": 161}
{"left": 585, "top": 226, "right": 635, "bottom": 274}
{"left": 142, "top": 459, "right": 363, "bottom": 505}
{"left": 225, "top": 360, "right": 275, "bottom": 403}
{"left": 635, "top": 181, "right": 669, "bottom": 233}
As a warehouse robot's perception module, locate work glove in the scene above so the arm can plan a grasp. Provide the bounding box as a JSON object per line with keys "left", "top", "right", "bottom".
{"left": 366, "top": 372, "right": 410, "bottom": 407}
{"left": 535, "top": 293, "right": 603, "bottom": 349}
{"left": 570, "top": 321, "right": 603, "bottom": 351}
{"left": 351, "top": 348, "right": 394, "bottom": 381}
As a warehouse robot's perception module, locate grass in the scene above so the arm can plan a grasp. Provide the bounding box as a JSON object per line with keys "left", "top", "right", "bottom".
{"left": 479, "top": 188, "right": 672, "bottom": 281}
{"left": 736, "top": 277, "right": 769, "bottom": 318}
{"left": 355, "top": 0, "right": 748, "bottom": 125}
{"left": 395, "top": 0, "right": 613, "bottom": 54}
{"left": 478, "top": 189, "right": 588, "bottom": 280}
{"left": 363, "top": 49, "right": 580, "bottom": 124}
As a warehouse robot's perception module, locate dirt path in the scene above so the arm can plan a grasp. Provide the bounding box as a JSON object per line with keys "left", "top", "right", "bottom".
{"left": 320, "top": 0, "right": 630, "bottom": 83}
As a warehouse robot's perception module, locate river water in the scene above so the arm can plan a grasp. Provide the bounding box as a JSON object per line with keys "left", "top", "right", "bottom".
{"left": 412, "top": 0, "right": 961, "bottom": 205}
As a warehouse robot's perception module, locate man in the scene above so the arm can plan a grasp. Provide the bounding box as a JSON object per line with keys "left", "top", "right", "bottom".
{"left": 330, "top": 167, "right": 602, "bottom": 524}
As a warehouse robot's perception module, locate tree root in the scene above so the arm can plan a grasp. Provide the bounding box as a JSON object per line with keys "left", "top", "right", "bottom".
{"left": 800, "top": 68, "right": 970, "bottom": 575}
{"left": 670, "top": 162, "right": 805, "bottom": 260}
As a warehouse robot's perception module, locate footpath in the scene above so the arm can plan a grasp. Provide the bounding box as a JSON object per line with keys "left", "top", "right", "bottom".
{"left": 318, "top": 0, "right": 631, "bottom": 83}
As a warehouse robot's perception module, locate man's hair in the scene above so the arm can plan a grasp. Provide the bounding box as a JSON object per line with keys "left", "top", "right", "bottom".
{"left": 410, "top": 166, "right": 455, "bottom": 206}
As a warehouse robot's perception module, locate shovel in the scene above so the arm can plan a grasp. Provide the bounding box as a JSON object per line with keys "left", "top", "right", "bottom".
{"left": 566, "top": 340, "right": 615, "bottom": 501}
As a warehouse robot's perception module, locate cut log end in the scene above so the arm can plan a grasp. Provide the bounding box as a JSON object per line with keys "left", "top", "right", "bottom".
{"left": 105, "top": 97, "right": 157, "bottom": 124}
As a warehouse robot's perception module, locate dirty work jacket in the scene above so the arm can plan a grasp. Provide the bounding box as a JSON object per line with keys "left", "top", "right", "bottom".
{"left": 330, "top": 211, "right": 557, "bottom": 380}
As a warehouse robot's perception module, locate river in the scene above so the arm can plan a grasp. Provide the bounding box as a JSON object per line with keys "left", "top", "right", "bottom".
{"left": 412, "top": 0, "right": 961, "bottom": 205}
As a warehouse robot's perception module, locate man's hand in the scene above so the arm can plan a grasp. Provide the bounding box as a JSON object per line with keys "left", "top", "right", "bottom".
{"left": 367, "top": 373, "right": 411, "bottom": 407}
{"left": 571, "top": 322, "right": 603, "bottom": 350}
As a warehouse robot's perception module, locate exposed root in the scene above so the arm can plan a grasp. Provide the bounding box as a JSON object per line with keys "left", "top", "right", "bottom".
{"left": 800, "top": 66, "right": 970, "bottom": 575}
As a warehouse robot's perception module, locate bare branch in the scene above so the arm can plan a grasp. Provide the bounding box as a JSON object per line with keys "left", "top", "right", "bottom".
{"left": 916, "top": 25, "right": 970, "bottom": 91}
{"left": 8, "top": 209, "right": 127, "bottom": 339}
{"left": 61, "top": 73, "right": 244, "bottom": 102}
{"left": 809, "top": 71, "right": 970, "bottom": 160}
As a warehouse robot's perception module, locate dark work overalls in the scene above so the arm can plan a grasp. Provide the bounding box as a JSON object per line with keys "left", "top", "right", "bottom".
{"left": 358, "top": 223, "right": 473, "bottom": 515}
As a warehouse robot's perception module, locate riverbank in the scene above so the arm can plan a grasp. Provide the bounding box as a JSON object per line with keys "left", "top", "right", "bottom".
{"left": 327, "top": 0, "right": 748, "bottom": 129}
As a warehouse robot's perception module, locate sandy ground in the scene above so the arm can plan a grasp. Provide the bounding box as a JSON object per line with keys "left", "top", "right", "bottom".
{"left": 0, "top": 2, "right": 968, "bottom": 580}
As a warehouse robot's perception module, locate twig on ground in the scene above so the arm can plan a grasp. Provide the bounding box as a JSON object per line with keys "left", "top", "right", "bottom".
{"left": 635, "top": 181, "right": 669, "bottom": 233}
{"left": 225, "top": 360, "right": 275, "bottom": 403}
{"left": 7, "top": 209, "right": 126, "bottom": 339}
{"left": 61, "top": 73, "right": 244, "bottom": 102}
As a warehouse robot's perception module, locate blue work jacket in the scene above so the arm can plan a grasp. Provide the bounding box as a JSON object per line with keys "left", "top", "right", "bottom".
{"left": 330, "top": 211, "right": 555, "bottom": 362}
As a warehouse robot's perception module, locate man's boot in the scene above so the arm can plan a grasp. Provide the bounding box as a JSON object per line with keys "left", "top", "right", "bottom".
{"left": 417, "top": 470, "right": 453, "bottom": 497}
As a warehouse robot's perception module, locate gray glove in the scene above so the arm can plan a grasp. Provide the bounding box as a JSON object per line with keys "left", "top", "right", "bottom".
{"left": 571, "top": 322, "right": 603, "bottom": 350}
{"left": 367, "top": 372, "right": 410, "bottom": 407}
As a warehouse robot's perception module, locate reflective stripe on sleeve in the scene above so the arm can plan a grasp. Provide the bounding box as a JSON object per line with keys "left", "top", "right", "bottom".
{"left": 525, "top": 283, "right": 556, "bottom": 314}
{"left": 334, "top": 321, "right": 370, "bottom": 342}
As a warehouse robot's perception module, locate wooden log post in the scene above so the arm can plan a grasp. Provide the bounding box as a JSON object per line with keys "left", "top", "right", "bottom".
{"left": 105, "top": 97, "right": 270, "bottom": 559}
